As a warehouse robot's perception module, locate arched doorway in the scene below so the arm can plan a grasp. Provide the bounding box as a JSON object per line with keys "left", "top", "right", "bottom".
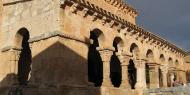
{"left": 186, "top": 70, "right": 190, "bottom": 83}
{"left": 168, "top": 57, "right": 173, "bottom": 67}
{"left": 159, "top": 54, "right": 165, "bottom": 87}
{"left": 16, "top": 28, "right": 31, "bottom": 85}
{"left": 128, "top": 59, "right": 137, "bottom": 89}
{"left": 128, "top": 43, "right": 139, "bottom": 89}
{"left": 167, "top": 72, "right": 171, "bottom": 87}
{"left": 145, "top": 49, "right": 154, "bottom": 88}
{"left": 159, "top": 68, "right": 163, "bottom": 87}
{"left": 88, "top": 29, "right": 104, "bottom": 87}
{"left": 175, "top": 60, "right": 180, "bottom": 83}
{"left": 168, "top": 57, "right": 174, "bottom": 87}
{"left": 175, "top": 60, "right": 179, "bottom": 67}
{"left": 160, "top": 54, "right": 165, "bottom": 64}
{"left": 145, "top": 63, "right": 150, "bottom": 88}
{"left": 110, "top": 37, "right": 123, "bottom": 87}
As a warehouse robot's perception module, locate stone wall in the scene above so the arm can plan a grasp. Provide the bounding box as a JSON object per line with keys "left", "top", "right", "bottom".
{"left": 0, "top": 34, "right": 90, "bottom": 95}
{"left": 30, "top": 35, "right": 89, "bottom": 87}
{"left": 2, "top": 0, "right": 61, "bottom": 47}
{"left": 0, "top": 0, "right": 63, "bottom": 85}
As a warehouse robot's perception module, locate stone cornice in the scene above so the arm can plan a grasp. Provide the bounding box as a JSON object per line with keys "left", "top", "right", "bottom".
{"left": 62, "top": 0, "right": 186, "bottom": 56}
{"left": 61, "top": 0, "right": 138, "bottom": 16}
{"left": 7, "top": 30, "right": 186, "bottom": 58}
{"left": 61, "top": 0, "right": 137, "bottom": 24}
{"left": 104, "top": 0, "right": 138, "bottom": 15}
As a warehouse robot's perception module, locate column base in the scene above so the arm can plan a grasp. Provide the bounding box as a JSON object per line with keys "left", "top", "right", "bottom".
{"left": 120, "top": 81, "right": 130, "bottom": 88}
{"left": 120, "top": 84, "right": 127, "bottom": 88}
{"left": 135, "top": 88, "right": 144, "bottom": 95}
{"left": 101, "top": 79, "right": 112, "bottom": 87}
{"left": 135, "top": 82, "right": 145, "bottom": 89}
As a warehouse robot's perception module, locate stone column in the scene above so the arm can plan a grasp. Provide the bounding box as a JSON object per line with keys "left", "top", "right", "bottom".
{"left": 97, "top": 48, "right": 113, "bottom": 87}
{"left": 184, "top": 71, "right": 187, "bottom": 84}
{"left": 160, "top": 66, "right": 168, "bottom": 87}
{"left": 148, "top": 63, "right": 159, "bottom": 88}
{"left": 9, "top": 49, "right": 21, "bottom": 75}
{"left": 117, "top": 54, "right": 131, "bottom": 88}
{"left": 181, "top": 70, "right": 187, "bottom": 84}
{"left": 176, "top": 70, "right": 181, "bottom": 84}
{"left": 170, "top": 72, "right": 175, "bottom": 86}
{"left": 135, "top": 59, "right": 146, "bottom": 89}
{"left": 3, "top": 47, "right": 22, "bottom": 85}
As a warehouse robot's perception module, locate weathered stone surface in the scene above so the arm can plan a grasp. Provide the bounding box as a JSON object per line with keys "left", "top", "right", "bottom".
{"left": 0, "top": 0, "right": 189, "bottom": 95}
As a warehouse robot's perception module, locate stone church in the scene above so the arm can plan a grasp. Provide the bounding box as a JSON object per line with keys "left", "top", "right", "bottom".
{"left": 0, "top": 0, "right": 190, "bottom": 95}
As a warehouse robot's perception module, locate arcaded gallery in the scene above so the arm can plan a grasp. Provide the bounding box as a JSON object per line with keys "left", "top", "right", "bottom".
{"left": 0, "top": 0, "right": 190, "bottom": 95}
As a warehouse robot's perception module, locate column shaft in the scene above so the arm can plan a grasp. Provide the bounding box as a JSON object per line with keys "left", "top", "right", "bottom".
{"left": 120, "top": 64, "right": 129, "bottom": 88}
{"left": 182, "top": 71, "right": 187, "bottom": 84}
{"left": 149, "top": 64, "right": 159, "bottom": 88}
{"left": 117, "top": 54, "right": 131, "bottom": 88}
{"left": 135, "top": 60, "right": 146, "bottom": 89}
{"left": 162, "top": 72, "right": 168, "bottom": 87}
{"left": 7, "top": 49, "right": 21, "bottom": 84}
{"left": 98, "top": 50, "right": 113, "bottom": 87}
{"left": 160, "top": 66, "right": 168, "bottom": 87}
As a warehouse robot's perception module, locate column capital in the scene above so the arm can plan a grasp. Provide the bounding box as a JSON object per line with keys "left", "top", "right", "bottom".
{"left": 96, "top": 46, "right": 115, "bottom": 51}
{"left": 97, "top": 47, "right": 114, "bottom": 62}
{"left": 146, "top": 63, "right": 160, "bottom": 73}
{"left": 96, "top": 47, "right": 113, "bottom": 87}
{"left": 134, "top": 59, "right": 146, "bottom": 68}
{"left": 168, "top": 67, "right": 177, "bottom": 73}
{"left": 160, "top": 66, "right": 168, "bottom": 73}
{"left": 115, "top": 52, "right": 132, "bottom": 65}
{"left": 135, "top": 59, "right": 147, "bottom": 89}
{"left": 146, "top": 62, "right": 159, "bottom": 67}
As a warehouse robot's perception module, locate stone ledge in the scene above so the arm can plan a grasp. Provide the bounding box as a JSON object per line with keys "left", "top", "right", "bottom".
{"left": 1, "top": 31, "right": 90, "bottom": 52}
{"left": 1, "top": 46, "right": 22, "bottom": 52}
{"left": 28, "top": 31, "right": 90, "bottom": 45}
{"left": 3, "top": 0, "right": 33, "bottom": 6}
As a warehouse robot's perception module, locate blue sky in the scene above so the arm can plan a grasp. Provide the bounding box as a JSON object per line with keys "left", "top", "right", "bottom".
{"left": 126, "top": 0, "right": 190, "bottom": 51}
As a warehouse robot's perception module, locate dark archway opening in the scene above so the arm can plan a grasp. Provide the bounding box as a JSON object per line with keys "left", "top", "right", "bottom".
{"left": 17, "top": 28, "right": 32, "bottom": 85}
{"left": 110, "top": 37, "right": 122, "bottom": 87}
{"left": 128, "top": 59, "right": 137, "bottom": 89}
{"left": 145, "top": 63, "right": 150, "bottom": 88}
{"left": 88, "top": 29, "right": 103, "bottom": 87}
{"left": 159, "top": 68, "right": 163, "bottom": 87}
